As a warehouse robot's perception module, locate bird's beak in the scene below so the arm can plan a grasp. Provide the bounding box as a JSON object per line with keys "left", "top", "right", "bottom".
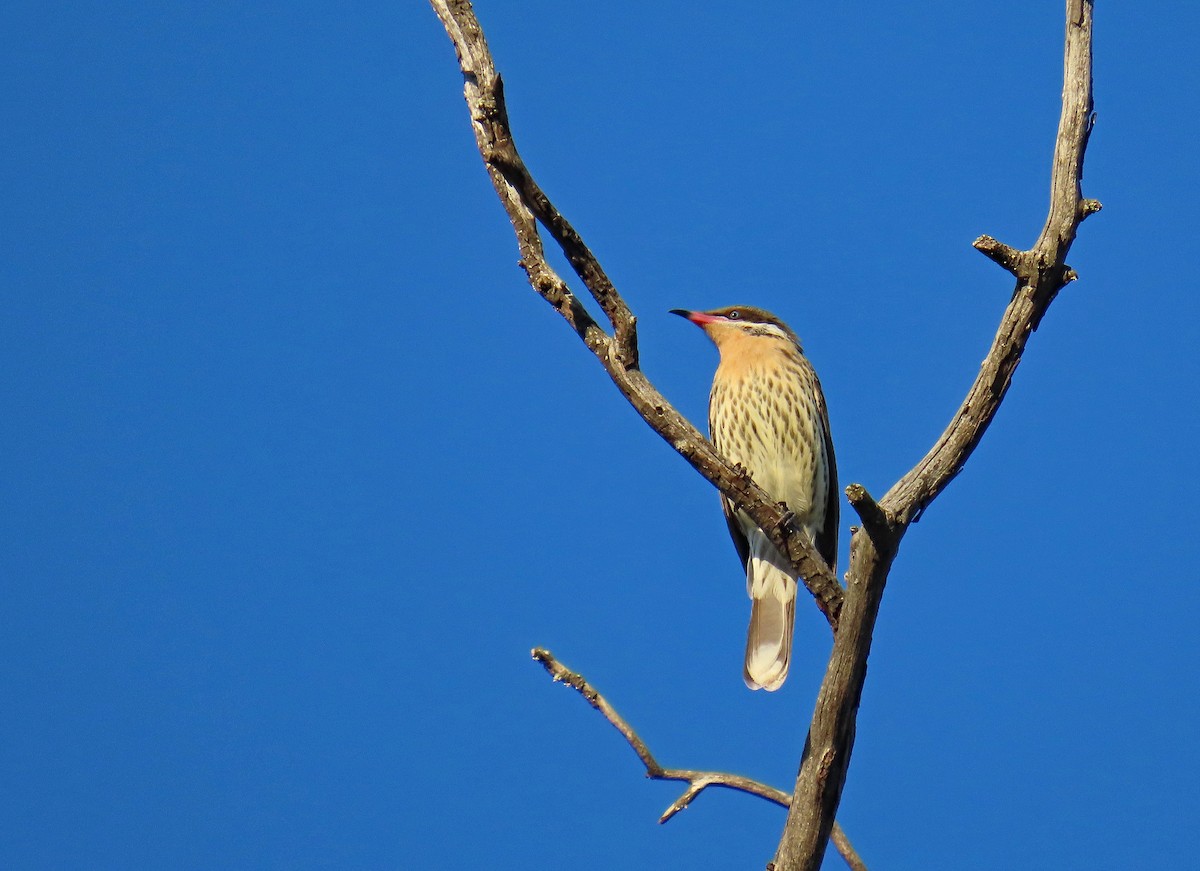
{"left": 670, "top": 309, "right": 720, "bottom": 325}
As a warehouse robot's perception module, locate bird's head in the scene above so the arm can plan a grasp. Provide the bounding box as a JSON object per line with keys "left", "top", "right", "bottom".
{"left": 670, "top": 306, "right": 801, "bottom": 350}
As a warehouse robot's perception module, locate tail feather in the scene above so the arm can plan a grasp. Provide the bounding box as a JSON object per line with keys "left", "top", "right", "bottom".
{"left": 743, "top": 536, "right": 797, "bottom": 691}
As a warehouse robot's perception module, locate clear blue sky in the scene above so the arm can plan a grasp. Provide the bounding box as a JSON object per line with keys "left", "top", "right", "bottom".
{"left": 3, "top": 2, "right": 1197, "bottom": 868}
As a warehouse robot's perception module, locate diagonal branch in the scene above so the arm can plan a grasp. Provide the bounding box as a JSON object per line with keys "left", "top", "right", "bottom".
{"left": 880, "top": 0, "right": 1099, "bottom": 527}
{"left": 531, "top": 648, "right": 868, "bottom": 870}
{"left": 429, "top": 0, "right": 843, "bottom": 625}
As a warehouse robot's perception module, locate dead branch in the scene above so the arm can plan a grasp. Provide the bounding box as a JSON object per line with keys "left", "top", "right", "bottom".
{"left": 429, "top": 1, "right": 1098, "bottom": 869}
{"left": 531, "top": 648, "right": 868, "bottom": 870}
{"left": 772, "top": 3, "right": 1097, "bottom": 868}
{"left": 880, "top": 0, "right": 1100, "bottom": 527}
{"left": 427, "top": 0, "right": 843, "bottom": 627}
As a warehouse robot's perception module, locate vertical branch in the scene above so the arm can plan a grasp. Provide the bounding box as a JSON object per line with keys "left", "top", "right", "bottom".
{"left": 770, "top": 493, "right": 900, "bottom": 870}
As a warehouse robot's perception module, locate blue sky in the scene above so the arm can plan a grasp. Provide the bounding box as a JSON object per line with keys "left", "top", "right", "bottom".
{"left": 3, "top": 2, "right": 1197, "bottom": 868}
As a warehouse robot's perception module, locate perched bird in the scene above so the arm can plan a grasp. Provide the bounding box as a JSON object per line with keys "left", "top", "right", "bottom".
{"left": 671, "top": 306, "right": 838, "bottom": 691}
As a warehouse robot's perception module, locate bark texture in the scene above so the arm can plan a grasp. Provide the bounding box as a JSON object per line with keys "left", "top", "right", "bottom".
{"left": 429, "top": 2, "right": 1099, "bottom": 868}
{"left": 773, "top": 4, "right": 1096, "bottom": 866}
{"left": 428, "top": 0, "right": 844, "bottom": 626}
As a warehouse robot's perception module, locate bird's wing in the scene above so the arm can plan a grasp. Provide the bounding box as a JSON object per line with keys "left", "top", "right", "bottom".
{"left": 720, "top": 495, "right": 751, "bottom": 573}
{"left": 813, "top": 387, "right": 839, "bottom": 573}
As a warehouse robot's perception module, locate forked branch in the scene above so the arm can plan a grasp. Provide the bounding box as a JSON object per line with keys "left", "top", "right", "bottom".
{"left": 772, "top": 3, "right": 1098, "bottom": 868}
{"left": 430, "top": 2, "right": 1098, "bottom": 870}
{"left": 880, "top": 0, "right": 1099, "bottom": 526}
{"left": 428, "top": 0, "right": 844, "bottom": 627}
{"left": 531, "top": 648, "right": 868, "bottom": 870}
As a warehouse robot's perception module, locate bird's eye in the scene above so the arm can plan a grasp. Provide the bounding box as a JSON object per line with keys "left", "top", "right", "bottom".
{"left": 728, "top": 310, "right": 740, "bottom": 320}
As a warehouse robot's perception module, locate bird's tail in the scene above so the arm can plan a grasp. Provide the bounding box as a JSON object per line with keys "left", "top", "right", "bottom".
{"left": 743, "top": 531, "right": 796, "bottom": 691}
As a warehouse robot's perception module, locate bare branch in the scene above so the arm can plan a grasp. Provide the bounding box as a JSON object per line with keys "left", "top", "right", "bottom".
{"left": 771, "top": 526, "right": 899, "bottom": 870}
{"left": 531, "top": 649, "right": 868, "bottom": 870}
{"left": 972, "top": 234, "right": 1026, "bottom": 276}
{"left": 844, "top": 484, "right": 893, "bottom": 545}
{"left": 433, "top": 2, "right": 1097, "bottom": 870}
{"left": 773, "top": 3, "right": 1098, "bottom": 868}
{"left": 429, "top": 0, "right": 843, "bottom": 625}
{"left": 881, "top": 0, "right": 1098, "bottom": 527}
{"left": 831, "top": 824, "right": 869, "bottom": 871}
{"left": 531, "top": 647, "right": 661, "bottom": 776}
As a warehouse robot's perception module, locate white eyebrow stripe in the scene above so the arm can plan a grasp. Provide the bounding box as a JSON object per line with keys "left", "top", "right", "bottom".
{"left": 743, "top": 322, "right": 790, "bottom": 340}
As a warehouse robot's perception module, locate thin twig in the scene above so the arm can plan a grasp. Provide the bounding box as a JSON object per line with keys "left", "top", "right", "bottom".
{"left": 531, "top": 649, "right": 868, "bottom": 870}
{"left": 831, "top": 824, "right": 869, "bottom": 871}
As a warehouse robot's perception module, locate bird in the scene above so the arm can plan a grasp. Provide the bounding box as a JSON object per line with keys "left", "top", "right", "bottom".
{"left": 671, "top": 306, "right": 838, "bottom": 691}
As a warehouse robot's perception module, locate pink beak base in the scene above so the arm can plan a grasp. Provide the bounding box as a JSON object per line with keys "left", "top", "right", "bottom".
{"left": 669, "top": 309, "right": 723, "bottom": 326}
